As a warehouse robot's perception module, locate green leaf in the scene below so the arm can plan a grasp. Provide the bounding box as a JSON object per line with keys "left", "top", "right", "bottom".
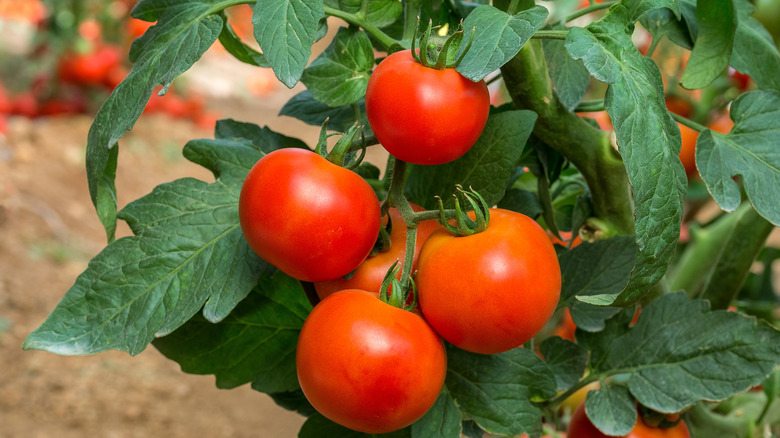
{"left": 540, "top": 336, "right": 588, "bottom": 392}
{"left": 497, "top": 188, "right": 543, "bottom": 218}
{"left": 593, "top": 293, "right": 780, "bottom": 414}
{"left": 680, "top": 0, "right": 736, "bottom": 89}
{"left": 301, "top": 27, "right": 374, "bottom": 107}
{"left": 639, "top": 8, "right": 693, "bottom": 49}
{"left": 89, "top": 0, "right": 224, "bottom": 240}
{"left": 153, "top": 271, "right": 310, "bottom": 392}
{"left": 335, "top": 0, "right": 402, "bottom": 28}
{"left": 279, "top": 91, "right": 370, "bottom": 134}
{"left": 410, "top": 389, "right": 462, "bottom": 438}
{"left": 583, "top": 385, "right": 637, "bottom": 436}
{"left": 24, "top": 137, "right": 269, "bottom": 356}
{"left": 696, "top": 90, "right": 780, "bottom": 226}
{"left": 456, "top": 5, "right": 548, "bottom": 82}
{"left": 406, "top": 110, "right": 537, "bottom": 210}
{"left": 565, "top": 0, "right": 687, "bottom": 306}
{"left": 298, "top": 413, "right": 411, "bottom": 437}
{"left": 213, "top": 119, "right": 310, "bottom": 153}
{"left": 445, "top": 345, "right": 557, "bottom": 437}
{"left": 543, "top": 25, "right": 590, "bottom": 111}
{"left": 252, "top": 0, "right": 325, "bottom": 88}
{"left": 269, "top": 389, "right": 316, "bottom": 416}
{"left": 728, "top": 0, "right": 780, "bottom": 91}
{"left": 570, "top": 302, "right": 622, "bottom": 332}
{"left": 218, "top": 19, "right": 270, "bottom": 67}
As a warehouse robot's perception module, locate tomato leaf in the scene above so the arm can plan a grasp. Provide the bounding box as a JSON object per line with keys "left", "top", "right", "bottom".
{"left": 497, "top": 188, "right": 543, "bottom": 219}
{"left": 679, "top": 0, "right": 736, "bottom": 90}
{"left": 301, "top": 27, "right": 374, "bottom": 107}
{"left": 696, "top": 90, "right": 780, "bottom": 226}
{"left": 639, "top": 8, "right": 693, "bottom": 49}
{"left": 88, "top": 0, "right": 224, "bottom": 241}
{"left": 269, "top": 389, "right": 315, "bottom": 416}
{"left": 214, "top": 119, "right": 310, "bottom": 153}
{"left": 152, "top": 271, "right": 310, "bottom": 393}
{"left": 557, "top": 236, "right": 636, "bottom": 329}
{"left": 539, "top": 337, "right": 588, "bottom": 392}
{"left": 565, "top": 0, "right": 687, "bottom": 306}
{"left": 333, "top": 0, "right": 402, "bottom": 28}
{"left": 279, "top": 90, "right": 370, "bottom": 134}
{"left": 406, "top": 110, "right": 537, "bottom": 210}
{"left": 23, "top": 125, "right": 299, "bottom": 356}
{"left": 252, "top": 0, "right": 325, "bottom": 89}
{"left": 543, "top": 25, "right": 590, "bottom": 111}
{"left": 299, "top": 413, "right": 411, "bottom": 437}
{"left": 456, "top": 5, "right": 548, "bottom": 82}
{"left": 583, "top": 293, "right": 780, "bottom": 414}
{"left": 728, "top": 0, "right": 780, "bottom": 91}
{"left": 410, "top": 389, "right": 462, "bottom": 438}
{"left": 583, "top": 385, "right": 637, "bottom": 436}
{"left": 218, "top": 19, "right": 270, "bottom": 67}
{"left": 445, "top": 345, "right": 557, "bottom": 437}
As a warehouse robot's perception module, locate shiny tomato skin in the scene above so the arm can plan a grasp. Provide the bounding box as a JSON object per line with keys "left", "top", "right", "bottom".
{"left": 313, "top": 203, "right": 438, "bottom": 299}
{"left": 417, "top": 208, "right": 562, "bottom": 354}
{"left": 296, "top": 289, "right": 447, "bottom": 434}
{"left": 365, "top": 49, "right": 490, "bottom": 165}
{"left": 239, "top": 148, "right": 381, "bottom": 282}
{"left": 568, "top": 404, "right": 690, "bottom": 438}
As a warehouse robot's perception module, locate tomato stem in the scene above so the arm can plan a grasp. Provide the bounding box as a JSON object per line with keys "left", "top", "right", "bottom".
{"left": 547, "top": 374, "right": 600, "bottom": 409}
{"left": 531, "top": 30, "right": 569, "bottom": 41}
{"left": 670, "top": 112, "right": 708, "bottom": 132}
{"left": 565, "top": 0, "right": 618, "bottom": 22}
{"left": 323, "top": 5, "right": 404, "bottom": 52}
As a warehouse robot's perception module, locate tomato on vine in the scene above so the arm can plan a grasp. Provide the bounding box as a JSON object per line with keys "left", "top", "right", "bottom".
{"left": 417, "top": 208, "right": 561, "bottom": 354}
{"left": 296, "top": 289, "right": 447, "bottom": 434}
{"left": 365, "top": 48, "right": 489, "bottom": 165}
{"left": 239, "top": 148, "right": 380, "bottom": 282}
{"left": 568, "top": 404, "right": 690, "bottom": 438}
{"left": 313, "top": 203, "right": 438, "bottom": 300}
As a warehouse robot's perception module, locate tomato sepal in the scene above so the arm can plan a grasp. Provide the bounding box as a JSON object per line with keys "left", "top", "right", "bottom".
{"left": 436, "top": 186, "right": 491, "bottom": 236}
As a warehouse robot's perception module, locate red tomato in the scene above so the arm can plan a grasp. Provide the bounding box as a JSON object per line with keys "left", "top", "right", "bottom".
{"left": 10, "top": 92, "right": 38, "bottom": 118}
{"left": 58, "top": 45, "right": 122, "bottom": 86}
{"left": 417, "top": 208, "right": 562, "bottom": 354}
{"left": 313, "top": 203, "right": 438, "bottom": 300}
{"left": 579, "top": 111, "right": 612, "bottom": 131}
{"left": 239, "top": 148, "right": 381, "bottom": 282}
{"left": 296, "top": 289, "right": 447, "bottom": 433}
{"left": 665, "top": 96, "right": 693, "bottom": 118}
{"left": 568, "top": 404, "right": 690, "bottom": 438}
{"left": 728, "top": 67, "right": 751, "bottom": 91}
{"left": 365, "top": 49, "right": 490, "bottom": 165}
{"left": 677, "top": 122, "right": 698, "bottom": 177}
{"left": 549, "top": 230, "right": 583, "bottom": 249}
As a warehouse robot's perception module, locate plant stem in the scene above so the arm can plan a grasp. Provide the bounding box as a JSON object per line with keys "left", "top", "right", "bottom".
{"left": 670, "top": 112, "right": 708, "bottom": 132}
{"left": 531, "top": 30, "right": 569, "bottom": 40}
{"left": 547, "top": 374, "right": 600, "bottom": 408}
{"left": 575, "top": 99, "right": 606, "bottom": 112}
{"left": 566, "top": 1, "right": 618, "bottom": 22}
{"left": 499, "top": 37, "right": 634, "bottom": 236}
{"left": 323, "top": 5, "right": 404, "bottom": 51}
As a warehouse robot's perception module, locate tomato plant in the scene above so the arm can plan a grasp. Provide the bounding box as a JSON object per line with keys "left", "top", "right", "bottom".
{"left": 20, "top": 0, "right": 780, "bottom": 437}
{"left": 568, "top": 404, "right": 690, "bottom": 438}
{"left": 417, "top": 208, "right": 561, "bottom": 354}
{"left": 296, "top": 289, "right": 446, "bottom": 434}
{"left": 365, "top": 49, "right": 490, "bottom": 165}
{"left": 239, "top": 148, "right": 381, "bottom": 282}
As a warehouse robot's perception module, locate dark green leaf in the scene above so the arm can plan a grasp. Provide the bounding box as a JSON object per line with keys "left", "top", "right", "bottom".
{"left": 24, "top": 137, "right": 270, "bottom": 355}
{"left": 457, "top": 5, "right": 548, "bottom": 82}
{"left": 576, "top": 307, "right": 636, "bottom": 371}
{"left": 639, "top": 8, "right": 693, "bottom": 49}
{"left": 558, "top": 236, "right": 637, "bottom": 306}
{"left": 497, "top": 188, "right": 543, "bottom": 218}
{"left": 460, "top": 421, "right": 485, "bottom": 438}
{"left": 218, "top": 19, "right": 270, "bottom": 67}
{"left": 335, "top": 0, "right": 402, "bottom": 28}
{"left": 89, "top": 0, "right": 224, "bottom": 240}
{"left": 153, "top": 271, "right": 310, "bottom": 392}
{"left": 279, "top": 91, "right": 370, "bottom": 134}
{"left": 544, "top": 25, "right": 590, "bottom": 111}
{"left": 540, "top": 336, "right": 588, "bottom": 391}
{"left": 584, "top": 385, "right": 637, "bottom": 436}
{"left": 680, "top": 0, "right": 736, "bottom": 89}
{"left": 565, "top": 0, "right": 687, "bottom": 306}
{"left": 406, "top": 110, "right": 537, "bottom": 209}
{"left": 213, "top": 119, "right": 310, "bottom": 153}
{"left": 410, "top": 389, "right": 462, "bottom": 438}
{"left": 252, "top": 0, "right": 325, "bottom": 88}
{"left": 728, "top": 0, "right": 780, "bottom": 91}
{"left": 592, "top": 293, "right": 780, "bottom": 414}
{"left": 445, "top": 345, "right": 557, "bottom": 437}
{"left": 570, "top": 302, "right": 622, "bottom": 332}
{"left": 269, "top": 389, "right": 316, "bottom": 416}
{"left": 696, "top": 90, "right": 780, "bottom": 226}
{"left": 298, "top": 413, "right": 411, "bottom": 437}
{"left": 301, "top": 27, "right": 374, "bottom": 107}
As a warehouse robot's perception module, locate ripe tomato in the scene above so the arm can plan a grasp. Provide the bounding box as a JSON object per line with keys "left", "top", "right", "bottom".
{"left": 58, "top": 45, "right": 122, "bottom": 86}
{"left": 313, "top": 203, "right": 438, "bottom": 300}
{"left": 677, "top": 122, "right": 698, "bottom": 177}
{"left": 365, "top": 49, "right": 490, "bottom": 165}
{"left": 239, "top": 148, "right": 380, "bottom": 282}
{"left": 296, "top": 289, "right": 447, "bottom": 433}
{"left": 417, "top": 208, "right": 562, "bottom": 354}
{"left": 568, "top": 404, "right": 690, "bottom": 438}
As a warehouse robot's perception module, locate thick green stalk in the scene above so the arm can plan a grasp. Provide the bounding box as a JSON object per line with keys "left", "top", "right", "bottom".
{"left": 323, "top": 5, "right": 403, "bottom": 51}
{"left": 499, "top": 40, "right": 634, "bottom": 236}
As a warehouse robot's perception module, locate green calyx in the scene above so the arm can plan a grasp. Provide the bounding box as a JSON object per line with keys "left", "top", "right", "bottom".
{"left": 315, "top": 120, "right": 366, "bottom": 169}
{"left": 379, "top": 261, "right": 418, "bottom": 312}
{"left": 437, "top": 186, "right": 491, "bottom": 236}
{"left": 411, "top": 19, "right": 474, "bottom": 70}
